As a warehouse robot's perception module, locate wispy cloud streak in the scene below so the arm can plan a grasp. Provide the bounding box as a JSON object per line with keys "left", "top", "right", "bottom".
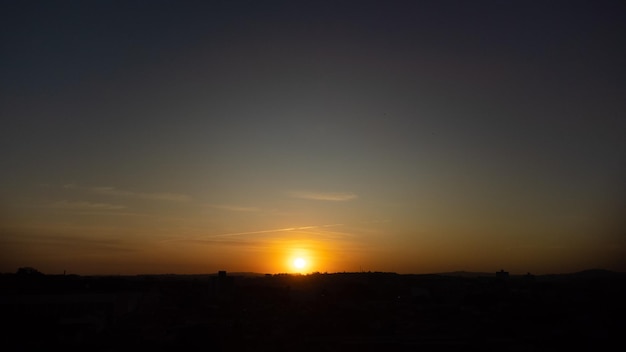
{"left": 290, "top": 190, "right": 358, "bottom": 201}
{"left": 161, "top": 223, "right": 346, "bottom": 244}
{"left": 208, "top": 204, "right": 261, "bottom": 212}
{"left": 208, "top": 223, "right": 345, "bottom": 238}
{"left": 49, "top": 200, "right": 127, "bottom": 211}
{"left": 64, "top": 184, "right": 191, "bottom": 202}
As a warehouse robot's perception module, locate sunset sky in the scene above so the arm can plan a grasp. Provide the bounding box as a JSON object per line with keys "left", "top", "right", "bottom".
{"left": 1, "top": 0, "right": 625, "bottom": 275}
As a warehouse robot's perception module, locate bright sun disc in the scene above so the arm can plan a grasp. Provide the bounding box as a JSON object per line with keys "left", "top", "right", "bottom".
{"left": 293, "top": 258, "right": 306, "bottom": 269}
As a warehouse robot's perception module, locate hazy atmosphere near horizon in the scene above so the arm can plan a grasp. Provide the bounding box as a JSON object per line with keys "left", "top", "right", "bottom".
{"left": 1, "top": 0, "right": 625, "bottom": 276}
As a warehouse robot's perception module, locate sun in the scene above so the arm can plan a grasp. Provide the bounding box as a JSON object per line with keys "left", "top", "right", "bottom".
{"left": 293, "top": 257, "right": 306, "bottom": 270}
{"left": 285, "top": 247, "right": 314, "bottom": 273}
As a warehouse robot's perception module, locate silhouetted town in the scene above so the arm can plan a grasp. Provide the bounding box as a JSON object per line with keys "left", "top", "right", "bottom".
{"left": 2, "top": 267, "right": 625, "bottom": 351}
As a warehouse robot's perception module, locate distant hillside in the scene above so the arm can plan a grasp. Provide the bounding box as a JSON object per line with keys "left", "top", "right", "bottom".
{"left": 559, "top": 268, "right": 623, "bottom": 279}
{"left": 573, "top": 268, "right": 621, "bottom": 276}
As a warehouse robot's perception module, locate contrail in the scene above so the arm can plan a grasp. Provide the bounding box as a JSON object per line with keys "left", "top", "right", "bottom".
{"left": 207, "top": 223, "right": 344, "bottom": 238}
{"left": 159, "top": 223, "right": 346, "bottom": 244}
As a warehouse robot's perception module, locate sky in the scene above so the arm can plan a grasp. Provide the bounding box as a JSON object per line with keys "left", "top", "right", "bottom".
{"left": 1, "top": 0, "right": 625, "bottom": 275}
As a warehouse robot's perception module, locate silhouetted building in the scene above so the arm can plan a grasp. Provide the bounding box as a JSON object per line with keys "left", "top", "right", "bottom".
{"left": 209, "top": 270, "right": 234, "bottom": 299}
{"left": 496, "top": 269, "right": 509, "bottom": 280}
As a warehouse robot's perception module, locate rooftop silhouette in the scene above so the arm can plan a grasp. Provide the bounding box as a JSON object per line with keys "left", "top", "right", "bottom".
{"left": 2, "top": 267, "right": 625, "bottom": 351}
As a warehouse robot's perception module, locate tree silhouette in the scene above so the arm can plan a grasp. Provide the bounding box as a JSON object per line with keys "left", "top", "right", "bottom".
{"left": 16, "top": 267, "right": 44, "bottom": 276}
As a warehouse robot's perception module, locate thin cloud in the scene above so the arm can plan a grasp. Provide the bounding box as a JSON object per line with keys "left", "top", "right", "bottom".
{"left": 290, "top": 190, "right": 358, "bottom": 202}
{"left": 64, "top": 184, "right": 191, "bottom": 202}
{"left": 50, "top": 200, "right": 127, "bottom": 211}
{"left": 208, "top": 204, "right": 261, "bottom": 212}
{"left": 208, "top": 225, "right": 324, "bottom": 238}
{"left": 296, "top": 228, "right": 357, "bottom": 239}
{"left": 163, "top": 223, "right": 345, "bottom": 242}
{"left": 0, "top": 231, "right": 138, "bottom": 253}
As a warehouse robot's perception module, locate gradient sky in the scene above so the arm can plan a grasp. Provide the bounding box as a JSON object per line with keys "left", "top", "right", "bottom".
{"left": 1, "top": 0, "right": 625, "bottom": 275}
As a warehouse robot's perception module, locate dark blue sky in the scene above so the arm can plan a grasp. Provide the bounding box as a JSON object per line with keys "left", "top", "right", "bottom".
{"left": 1, "top": 0, "right": 625, "bottom": 274}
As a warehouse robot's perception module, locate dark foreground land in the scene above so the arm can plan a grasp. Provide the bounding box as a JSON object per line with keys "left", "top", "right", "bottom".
{"left": 1, "top": 269, "right": 625, "bottom": 351}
